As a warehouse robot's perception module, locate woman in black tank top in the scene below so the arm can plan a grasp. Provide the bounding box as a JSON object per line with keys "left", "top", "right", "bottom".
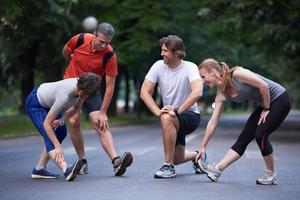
{"left": 195, "top": 58, "right": 291, "bottom": 185}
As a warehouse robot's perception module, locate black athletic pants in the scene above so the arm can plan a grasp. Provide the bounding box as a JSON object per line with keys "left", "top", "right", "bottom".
{"left": 231, "top": 91, "right": 291, "bottom": 157}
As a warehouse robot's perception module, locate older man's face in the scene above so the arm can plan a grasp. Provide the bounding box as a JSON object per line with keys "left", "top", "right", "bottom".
{"left": 93, "top": 32, "right": 112, "bottom": 51}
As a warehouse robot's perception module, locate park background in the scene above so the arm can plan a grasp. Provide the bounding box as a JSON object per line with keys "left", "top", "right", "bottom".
{"left": 0, "top": 0, "right": 299, "bottom": 136}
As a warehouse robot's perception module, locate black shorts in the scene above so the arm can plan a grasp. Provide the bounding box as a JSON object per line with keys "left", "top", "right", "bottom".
{"left": 176, "top": 110, "right": 200, "bottom": 146}
{"left": 83, "top": 91, "right": 102, "bottom": 114}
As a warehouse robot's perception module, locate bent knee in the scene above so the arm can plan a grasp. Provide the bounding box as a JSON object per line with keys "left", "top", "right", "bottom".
{"left": 255, "top": 135, "right": 265, "bottom": 143}
{"left": 68, "top": 117, "right": 80, "bottom": 128}
{"left": 160, "top": 113, "right": 174, "bottom": 122}
{"left": 89, "top": 111, "right": 100, "bottom": 125}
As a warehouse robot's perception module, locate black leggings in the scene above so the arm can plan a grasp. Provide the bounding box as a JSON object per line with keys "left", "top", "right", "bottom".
{"left": 231, "top": 91, "right": 291, "bottom": 157}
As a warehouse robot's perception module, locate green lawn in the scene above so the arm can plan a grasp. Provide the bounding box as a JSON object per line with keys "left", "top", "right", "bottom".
{"left": 0, "top": 114, "right": 158, "bottom": 138}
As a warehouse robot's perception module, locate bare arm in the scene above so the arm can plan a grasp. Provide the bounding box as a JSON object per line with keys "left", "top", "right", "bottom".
{"left": 63, "top": 99, "right": 84, "bottom": 121}
{"left": 177, "top": 79, "right": 203, "bottom": 113}
{"left": 51, "top": 99, "right": 84, "bottom": 129}
{"left": 140, "top": 79, "right": 161, "bottom": 116}
{"left": 93, "top": 75, "right": 115, "bottom": 131}
{"left": 43, "top": 111, "right": 64, "bottom": 163}
{"left": 233, "top": 67, "right": 270, "bottom": 125}
{"left": 100, "top": 75, "right": 115, "bottom": 114}
{"left": 202, "top": 95, "right": 225, "bottom": 147}
{"left": 196, "top": 94, "right": 225, "bottom": 160}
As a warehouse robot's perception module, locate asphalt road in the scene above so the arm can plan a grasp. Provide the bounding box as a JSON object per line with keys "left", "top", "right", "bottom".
{"left": 0, "top": 111, "right": 299, "bottom": 200}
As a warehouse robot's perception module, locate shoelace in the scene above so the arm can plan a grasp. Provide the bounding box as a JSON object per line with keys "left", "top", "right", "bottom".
{"left": 160, "top": 165, "right": 174, "bottom": 172}
{"left": 260, "top": 172, "right": 273, "bottom": 179}
{"left": 204, "top": 163, "right": 218, "bottom": 172}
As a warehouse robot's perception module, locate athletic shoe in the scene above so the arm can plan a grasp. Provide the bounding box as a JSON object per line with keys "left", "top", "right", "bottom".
{"left": 198, "top": 161, "right": 221, "bottom": 182}
{"left": 31, "top": 168, "right": 60, "bottom": 179}
{"left": 193, "top": 161, "right": 205, "bottom": 174}
{"left": 79, "top": 159, "right": 88, "bottom": 175}
{"left": 193, "top": 152, "right": 207, "bottom": 174}
{"left": 154, "top": 164, "right": 176, "bottom": 179}
{"left": 113, "top": 152, "right": 133, "bottom": 176}
{"left": 256, "top": 170, "right": 279, "bottom": 185}
{"left": 64, "top": 160, "right": 83, "bottom": 181}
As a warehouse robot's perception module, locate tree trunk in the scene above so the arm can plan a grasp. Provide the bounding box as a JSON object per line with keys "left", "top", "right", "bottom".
{"left": 124, "top": 66, "right": 130, "bottom": 113}
{"left": 43, "top": 60, "right": 63, "bottom": 82}
{"left": 19, "top": 42, "right": 39, "bottom": 113}
{"left": 107, "top": 76, "right": 119, "bottom": 116}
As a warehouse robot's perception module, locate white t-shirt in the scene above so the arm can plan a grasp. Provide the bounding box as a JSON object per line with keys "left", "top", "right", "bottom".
{"left": 37, "top": 78, "right": 80, "bottom": 114}
{"left": 145, "top": 60, "right": 201, "bottom": 113}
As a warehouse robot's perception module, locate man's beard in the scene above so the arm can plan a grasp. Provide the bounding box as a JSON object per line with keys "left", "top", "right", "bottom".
{"left": 163, "top": 57, "right": 169, "bottom": 64}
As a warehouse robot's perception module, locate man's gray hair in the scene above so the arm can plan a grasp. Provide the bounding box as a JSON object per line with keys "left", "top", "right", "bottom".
{"left": 96, "top": 22, "right": 115, "bottom": 37}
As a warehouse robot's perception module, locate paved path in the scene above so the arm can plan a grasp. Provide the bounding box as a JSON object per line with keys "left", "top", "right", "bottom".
{"left": 0, "top": 112, "right": 299, "bottom": 200}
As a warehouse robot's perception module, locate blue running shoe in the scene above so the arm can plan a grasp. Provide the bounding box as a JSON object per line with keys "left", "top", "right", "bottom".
{"left": 31, "top": 168, "right": 60, "bottom": 179}
{"left": 64, "top": 160, "right": 83, "bottom": 181}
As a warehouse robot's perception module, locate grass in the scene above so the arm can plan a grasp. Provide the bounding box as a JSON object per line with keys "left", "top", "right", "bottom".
{"left": 0, "top": 113, "right": 158, "bottom": 139}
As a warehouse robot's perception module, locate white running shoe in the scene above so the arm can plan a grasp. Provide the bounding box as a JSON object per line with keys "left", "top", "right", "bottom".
{"left": 256, "top": 170, "right": 279, "bottom": 185}
{"left": 154, "top": 164, "right": 176, "bottom": 179}
{"left": 198, "top": 161, "right": 221, "bottom": 182}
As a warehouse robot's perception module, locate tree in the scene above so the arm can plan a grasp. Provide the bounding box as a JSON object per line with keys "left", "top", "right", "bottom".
{"left": 195, "top": 0, "right": 300, "bottom": 106}
{"left": 0, "top": 0, "right": 79, "bottom": 113}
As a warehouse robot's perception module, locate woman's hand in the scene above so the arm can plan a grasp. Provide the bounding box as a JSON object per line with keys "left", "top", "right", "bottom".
{"left": 257, "top": 110, "right": 270, "bottom": 125}
{"left": 195, "top": 146, "right": 206, "bottom": 162}
{"left": 54, "top": 146, "right": 65, "bottom": 164}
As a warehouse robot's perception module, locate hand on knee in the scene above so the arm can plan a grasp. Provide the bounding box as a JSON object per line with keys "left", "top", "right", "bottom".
{"left": 160, "top": 113, "right": 174, "bottom": 123}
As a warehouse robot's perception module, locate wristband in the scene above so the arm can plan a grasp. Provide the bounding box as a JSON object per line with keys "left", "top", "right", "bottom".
{"left": 263, "top": 107, "right": 270, "bottom": 111}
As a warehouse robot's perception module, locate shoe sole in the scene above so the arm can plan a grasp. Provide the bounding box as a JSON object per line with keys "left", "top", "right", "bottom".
{"left": 256, "top": 180, "right": 279, "bottom": 185}
{"left": 195, "top": 170, "right": 205, "bottom": 175}
{"left": 115, "top": 152, "right": 133, "bottom": 176}
{"left": 31, "top": 174, "right": 59, "bottom": 179}
{"left": 66, "top": 160, "right": 83, "bottom": 181}
{"left": 207, "top": 173, "right": 218, "bottom": 182}
{"left": 154, "top": 174, "right": 176, "bottom": 179}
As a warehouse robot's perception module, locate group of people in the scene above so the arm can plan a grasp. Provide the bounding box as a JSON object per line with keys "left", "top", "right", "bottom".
{"left": 26, "top": 22, "right": 291, "bottom": 185}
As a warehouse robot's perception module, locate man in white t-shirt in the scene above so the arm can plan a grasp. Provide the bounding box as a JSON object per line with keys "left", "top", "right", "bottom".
{"left": 140, "top": 35, "right": 204, "bottom": 178}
